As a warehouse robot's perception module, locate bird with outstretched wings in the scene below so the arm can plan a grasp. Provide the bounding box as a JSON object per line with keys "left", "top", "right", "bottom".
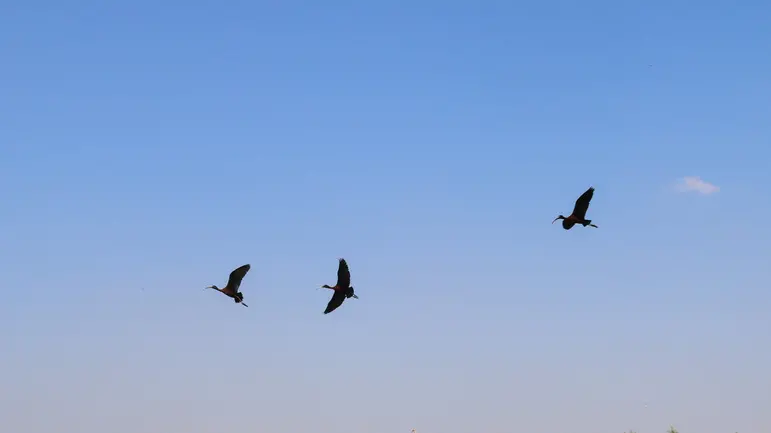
{"left": 322, "top": 258, "right": 357, "bottom": 314}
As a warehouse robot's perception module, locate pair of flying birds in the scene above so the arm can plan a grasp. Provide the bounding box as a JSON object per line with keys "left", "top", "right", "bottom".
{"left": 205, "top": 187, "right": 597, "bottom": 313}
{"left": 205, "top": 258, "right": 358, "bottom": 314}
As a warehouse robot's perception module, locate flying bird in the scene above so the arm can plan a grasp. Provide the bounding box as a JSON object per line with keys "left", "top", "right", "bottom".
{"left": 320, "top": 258, "right": 358, "bottom": 314}
{"left": 552, "top": 187, "right": 599, "bottom": 230}
{"left": 205, "top": 264, "right": 251, "bottom": 307}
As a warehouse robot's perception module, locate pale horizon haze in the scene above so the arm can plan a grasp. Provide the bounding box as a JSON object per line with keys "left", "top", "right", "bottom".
{"left": 1, "top": 1, "right": 770, "bottom": 433}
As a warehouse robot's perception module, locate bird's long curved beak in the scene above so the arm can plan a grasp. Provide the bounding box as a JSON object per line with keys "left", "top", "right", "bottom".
{"left": 551, "top": 217, "right": 560, "bottom": 224}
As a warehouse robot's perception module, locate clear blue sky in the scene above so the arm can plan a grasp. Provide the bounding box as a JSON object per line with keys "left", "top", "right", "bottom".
{"left": 2, "top": 1, "right": 770, "bottom": 432}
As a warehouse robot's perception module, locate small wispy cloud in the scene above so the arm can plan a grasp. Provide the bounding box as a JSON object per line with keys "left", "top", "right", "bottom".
{"left": 674, "top": 176, "right": 720, "bottom": 195}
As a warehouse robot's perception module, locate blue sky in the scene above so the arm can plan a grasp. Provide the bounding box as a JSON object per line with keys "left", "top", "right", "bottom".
{"left": 2, "top": 1, "right": 770, "bottom": 432}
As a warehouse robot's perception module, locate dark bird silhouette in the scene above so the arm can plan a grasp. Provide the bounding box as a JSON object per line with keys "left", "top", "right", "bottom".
{"left": 205, "top": 264, "right": 251, "bottom": 307}
{"left": 320, "top": 258, "right": 358, "bottom": 314}
{"left": 552, "top": 187, "right": 599, "bottom": 230}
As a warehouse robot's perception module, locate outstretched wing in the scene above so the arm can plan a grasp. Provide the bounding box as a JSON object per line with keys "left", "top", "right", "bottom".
{"left": 226, "top": 264, "right": 251, "bottom": 292}
{"left": 571, "top": 187, "right": 594, "bottom": 219}
{"left": 335, "top": 258, "right": 351, "bottom": 289}
{"left": 324, "top": 290, "right": 346, "bottom": 314}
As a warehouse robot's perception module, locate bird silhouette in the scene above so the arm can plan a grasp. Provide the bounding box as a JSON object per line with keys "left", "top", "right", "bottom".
{"left": 205, "top": 264, "right": 251, "bottom": 307}
{"left": 320, "top": 258, "right": 358, "bottom": 314}
{"left": 552, "top": 187, "right": 598, "bottom": 230}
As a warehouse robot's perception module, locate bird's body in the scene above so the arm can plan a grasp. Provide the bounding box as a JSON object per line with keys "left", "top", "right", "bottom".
{"left": 205, "top": 264, "right": 251, "bottom": 307}
{"left": 553, "top": 187, "right": 599, "bottom": 230}
{"left": 320, "top": 258, "right": 358, "bottom": 314}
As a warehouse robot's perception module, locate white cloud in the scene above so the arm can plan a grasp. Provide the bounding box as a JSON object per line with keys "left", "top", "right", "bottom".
{"left": 674, "top": 176, "right": 720, "bottom": 195}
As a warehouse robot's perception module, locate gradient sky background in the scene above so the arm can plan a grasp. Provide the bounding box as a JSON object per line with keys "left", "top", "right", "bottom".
{"left": 2, "top": 1, "right": 770, "bottom": 432}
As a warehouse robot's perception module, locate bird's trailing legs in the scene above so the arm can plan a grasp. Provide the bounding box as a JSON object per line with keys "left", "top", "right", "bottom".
{"left": 236, "top": 293, "right": 248, "bottom": 307}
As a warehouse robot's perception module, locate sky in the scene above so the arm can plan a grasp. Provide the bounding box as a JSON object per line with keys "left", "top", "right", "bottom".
{"left": 1, "top": 1, "right": 770, "bottom": 432}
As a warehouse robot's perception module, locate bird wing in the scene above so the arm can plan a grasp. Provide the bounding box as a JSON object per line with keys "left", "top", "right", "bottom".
{"left": 571, "top": 187, "right": 594, "bottom": 219}
{"left": 226, "top": 264, "right": 251, "bottom": 292}
{"left": 324, "top": 290, "right": 346, "bottom": 314}
{"left": 336, "top": 258, "right": 351, "bottom": 288}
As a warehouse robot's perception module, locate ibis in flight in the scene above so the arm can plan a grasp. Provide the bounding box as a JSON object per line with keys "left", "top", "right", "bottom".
{"left": 552, "top": 187, "right": 599, "bottom": 230}
{"left": 320, "top": 258, "right": 358, "bottom": 314}
{"left": 205, "top": 264, "right": 251, "bottom": 307}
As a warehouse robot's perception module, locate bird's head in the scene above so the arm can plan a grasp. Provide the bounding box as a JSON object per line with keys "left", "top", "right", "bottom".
{"left": 551, "top": 215, "right": 566, "bottom": 224}
{"left": 205, "top": 285, "right": 218, "bottom": 291}
{"left": 321, "top": 284, "right": 332, "bottom": 289}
